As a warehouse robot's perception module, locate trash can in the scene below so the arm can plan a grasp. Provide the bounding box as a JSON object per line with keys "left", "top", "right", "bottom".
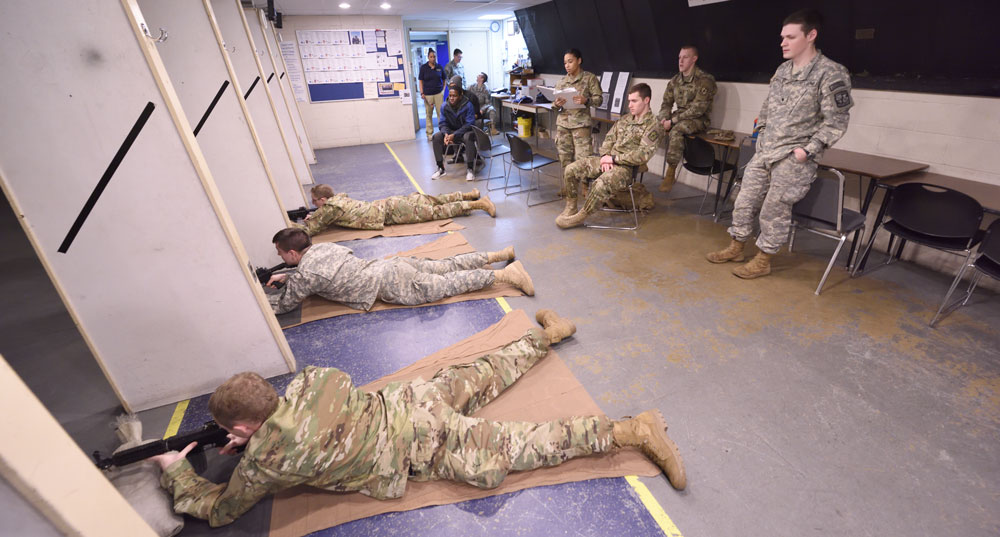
{"left": 517, "top": 116, "right": 533, "bottom": 138}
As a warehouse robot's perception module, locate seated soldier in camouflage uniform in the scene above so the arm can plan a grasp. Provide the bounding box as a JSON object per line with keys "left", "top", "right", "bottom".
{"left": 151, "top": 310, "right": 687, "bottom": 527}
{"left": 266, "top": 228, "right": 534, "bottom": 314}
{"left": 555, "top": 83, "right": 665, "bottom": 229}
{"left": 657, "top": 45, "right": 717, "bottom": 193}
{"left": 298, "top": 184, "right": 495, "bottom": 237}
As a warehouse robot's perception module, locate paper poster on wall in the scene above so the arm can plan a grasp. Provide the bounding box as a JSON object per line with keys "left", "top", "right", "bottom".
{"left": 280, "top": 41, "right": 309, "bottom": 102}
{"left": 400, "top": 88, "right": 412, "bottom": 104}
{"left": 611, "top": 72, "right": 631, "bottom": 114}
{"left": 297, "top": 28, "right": 408, "bottom": 102}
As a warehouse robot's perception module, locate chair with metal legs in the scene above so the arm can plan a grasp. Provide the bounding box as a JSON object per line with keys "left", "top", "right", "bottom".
{"left": 931, "top": 218, "right": 1000, "bottom": 326}
{"left": 714, "top": 137, "right": 756, "bottom": 223}
{"left": 470, "top": 126, "right": 510, "bottom": 187}
{"left": 681, "top": 136, "right": 737, "bottom": 217}
{"left": 788, "top": 168, "right": 866, "bottom": 294}
{"left": 584, "top": 164, "right": 647, "bottom": 231}
{"left": 852, "top": 182, "right": 985, "bottom": 325}
{"left": 504, "top": 133, "right": 560, "bottom": 206}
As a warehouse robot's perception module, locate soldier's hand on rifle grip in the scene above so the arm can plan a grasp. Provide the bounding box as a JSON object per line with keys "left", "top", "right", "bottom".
{"left": 267, "top": 273, "right": 288, "bottom": 288}
{"left": 220, "top": 434, "right": 249, "bottom": 455}
{"left": 150, "top": 441, "right": 198, "bottom": 471}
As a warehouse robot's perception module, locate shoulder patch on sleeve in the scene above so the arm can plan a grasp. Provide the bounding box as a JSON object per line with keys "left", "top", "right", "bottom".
{"left": 834, "top": 90, "right": 852, "bottom": 108}
{"left": 645, "top": 128, "right": 660, "bottom": 143}
{"left": 829, "top": 80, "right": 847, "bottom": 92}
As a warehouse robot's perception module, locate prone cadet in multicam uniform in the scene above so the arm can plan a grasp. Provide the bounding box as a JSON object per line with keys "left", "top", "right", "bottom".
{"left": 555, "top": 83, "right": 664, "bottom": 229}
{"left": 266, "top": 228, "right": 534, "bottom": 314}
{"left": 706, "top": 9, "right": 852, "bottom": 279}
{"left": 657, "top": 45, "right": 717, "bottom": 193}
{"left": 151, "top": 311, "right": 687, "bottom": 527}
{"left": 553, "top": 48, "right": 603, "bottom": 193}
{"left": 297, "top": 184, "right": 495, "bottom": 237}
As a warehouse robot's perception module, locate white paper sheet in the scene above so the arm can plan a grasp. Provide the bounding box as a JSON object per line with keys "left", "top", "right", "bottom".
{"left": 388, "top": 69, "right": 404, "bottom": 83}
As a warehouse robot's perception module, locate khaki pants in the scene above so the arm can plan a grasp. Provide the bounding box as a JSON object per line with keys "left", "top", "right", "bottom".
{"left": 423, "top": 92, "right": 444, "bottom": 138}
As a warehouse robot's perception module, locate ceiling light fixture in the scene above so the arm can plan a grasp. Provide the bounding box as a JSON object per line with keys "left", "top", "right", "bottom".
{"left": 477, "top": 14, "right": 510, "bottom": 20}
{"left": 339, "top": 2, "right": 350, "bottom": 8}
{"left": 380, "top": 2, "right": 391, "bottom": 8}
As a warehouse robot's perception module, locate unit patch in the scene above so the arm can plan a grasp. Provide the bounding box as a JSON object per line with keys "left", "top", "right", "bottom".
{"left": 828, "top": 80, "right": 847, "bottom": 92}
{"left": 834, "top": 90, "right": 852, "bottom": 108}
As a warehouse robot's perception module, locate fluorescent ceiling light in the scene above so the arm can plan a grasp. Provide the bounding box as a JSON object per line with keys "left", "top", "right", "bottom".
{"left": 380, "top": 2, "right": 391, "bottom": 8}
{"left": 339, "top": 2, "right": 350, "bottom": 8}
{"left": 477, "top": 14, "right": 511, "bottom": 20}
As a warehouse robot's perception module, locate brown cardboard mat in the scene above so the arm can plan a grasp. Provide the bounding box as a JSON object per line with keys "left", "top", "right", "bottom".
{"left": 311, "top": 219, "right": 465, "bottom": 244}
{"left": 269, "top": 309, "right": 659, "bottom": 537}
{"left": 281, "top": 233, "right": 523, "bottom": 329}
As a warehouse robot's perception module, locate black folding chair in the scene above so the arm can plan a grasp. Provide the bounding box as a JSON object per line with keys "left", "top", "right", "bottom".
{"left": 681, "top": 136, "right": 736, "bottom": 217}
{"left": 714, "top": 137, "right": 756, "bottom": 223}
{"left": 931, "top": 218, "right": 1000, "bottom": 326}
{"left": 469, "top": 126, "right": 510, "bottom": 187}
{"left": 504, "top": 133, "right": 559, "bottom": 206}
{"left": 853, "top": 182, "right": 985, "bottom": 325}
{"left": 788, "top": 168, "right": 866, "bottom": 294}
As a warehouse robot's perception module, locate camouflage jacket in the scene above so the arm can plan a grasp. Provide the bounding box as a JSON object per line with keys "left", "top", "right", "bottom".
{"left": 444, "top": 60, "right": 465, "bottom": 88}
{"left": 657, "top": 66, "right": 717, "bottom": 124}
{"left": 554, "top": 70, "right": 603, "bottom": 129}
{"left": 755, "top": 52, "right": 853, "bottom": 164}
{"left": 267, "top": 242, "right": 384, "bottom": 313}
{"left": 468, "top": 83, "right": 491, "bottom": 112}
{"left": 600, "top": 110, "right": 664, "bottom": 167}
{"left": 298, "top": 193, "right": 386, "bottom": 236}
{"left": 160, "top": 366, "right": 416, "bottom": 527}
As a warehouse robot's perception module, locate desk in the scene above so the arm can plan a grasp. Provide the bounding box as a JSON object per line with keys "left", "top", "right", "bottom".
{"left": 499, "top": 99, "right": 555, "bottom": 147}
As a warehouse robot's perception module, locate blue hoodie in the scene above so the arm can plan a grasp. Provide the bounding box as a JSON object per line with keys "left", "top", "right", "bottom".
{"left": 439, "top": 95, "right": 475, "bottom": 137}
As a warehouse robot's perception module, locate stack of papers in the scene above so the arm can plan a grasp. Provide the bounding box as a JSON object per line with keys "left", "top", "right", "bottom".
{"left": 536, "top": 86, "right": 585, "bottom": 109}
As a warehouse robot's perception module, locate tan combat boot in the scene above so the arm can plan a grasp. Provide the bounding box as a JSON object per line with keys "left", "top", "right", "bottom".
{"left": 469, "top": 196, "right": 496, "bottom": 217}
{"left": 494, "top": 260, "right": 534, "bottom": 296}
{"left": 658, "top": 164, "right": 678, "bottom": 193}
{"left": 559, "top": 197, "right": 578, "bottom": 218}
{"left": 463, "top": 188, "right": 481, "bottom": 201}
{"left": 535, "top": 309, "right": 576, "bottom": 343}
{"left": 705, "top": 239, "right": 746, "bottom": 264}
{"left": 613, "top": 410, "right": 686, "bottom": 490}
{"left": 555, "top": 208, "right": 590, "bottom": 229}
{"left": 732, "top": 251, "right": 772, "bottom": 279}
{"left": 487, "top": 246, "right": 515, "bottom": 264}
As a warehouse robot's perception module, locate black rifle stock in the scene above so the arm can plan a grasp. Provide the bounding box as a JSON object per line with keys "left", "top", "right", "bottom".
{"left": 93, "top": 421, "right": 240, "bottom": 470}
{"left": 287, "top": 206, "right": 315, "bottom": 221}
{"left": 255, "top": 262, "right": 289, "bottom": 287}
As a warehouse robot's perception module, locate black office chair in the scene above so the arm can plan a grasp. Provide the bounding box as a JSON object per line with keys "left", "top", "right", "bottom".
{"left": 584, "top": 164, "right": 648, "bottom": 231}
{"left": 853, "top": 182, "right": 985, "bottom": 325}
{"left": 788, "top": 168, "right": 866, "bottom": 294}
{"left": 932, "top": 218, "right": 1000, "bottom": 325}
{"left": 470, "top": 126, "right": 510, "bottom": 187}
{"left": 504, "top": 133, "right": 559, "bottom": 206}
{"left": 681, "top": 136, "right": 736, "bottom": 217}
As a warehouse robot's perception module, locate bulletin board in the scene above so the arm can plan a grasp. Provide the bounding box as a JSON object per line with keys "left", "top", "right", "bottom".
{"left": 296, "top": 28, "right": 408, "bottom": 102}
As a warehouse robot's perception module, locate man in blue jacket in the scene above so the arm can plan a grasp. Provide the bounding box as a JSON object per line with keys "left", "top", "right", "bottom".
{"left": 431, "top": 85, "right": 477, "bottom": 181}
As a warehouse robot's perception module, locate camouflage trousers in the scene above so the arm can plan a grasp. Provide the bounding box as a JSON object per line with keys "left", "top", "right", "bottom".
{"left": 407, "top": 329, "right": 615, "bottom": 488}
{"left": 728, "top": 153, "right": 818, "bottom": 254}
{"left": 665, "top": 118, "right": 709, "bottom": 166}
{"left": 564, "top": 156, "right": 633, "bottom": 214}
{"left": 383, "top": 192, "right": 471, "bottom": 225}
{"left": 556, "top": 126, "right": 595, "bottom": 170}
{"left": 376, "top": 252, "right": 494, "bottom": 306}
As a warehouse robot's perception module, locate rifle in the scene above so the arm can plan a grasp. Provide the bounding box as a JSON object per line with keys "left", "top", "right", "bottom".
{"left": 93, "top": 421, "right": 241, "bottom": 470}
{"left": 255, "top": 262, "right": 289, "bottom": 288}
{"left": 287, "top": 206, "right": 315, "bottom": 221}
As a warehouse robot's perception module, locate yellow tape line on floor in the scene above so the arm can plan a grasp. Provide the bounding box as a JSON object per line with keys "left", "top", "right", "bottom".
{"left": 163, "top": 399, "right": 190, "bottom": 439}
{"left": 625, "top": 475, "right": 685, "bottom": 536}
{"left": 384, "top": 142, "right": 425, "bottom": 195}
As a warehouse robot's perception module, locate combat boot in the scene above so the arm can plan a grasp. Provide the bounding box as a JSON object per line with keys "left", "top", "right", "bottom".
{"left": 469, "top": 196, "right": 496, "bottom": 217}
{"left": 535, "top": 309, "right": 576, "bottom": 343}
{"left": 613, "top": 410, "right": 686, "bottom": 490}
{"left": 658, "top": 164, "right": 678, "bottom": 193}
{"left": 555, "top": 208, "right": 590, "bottom": 229}
{"left": 487, "top": 246, "right": 515, "bottom": 264}
{"left": 558, "top": 197, "right": 578, "bottom": 218}
{"left": 463, "top": 188, "right": 481, "bottom": 201}
{"left": 732, "top": 251, "right": 772, "bottom": 279}
{"left": 494, "top": 261, "right": 534, "bottom": 296}
{"left": 705, "top": 239, "right": 746, "bottom": 264}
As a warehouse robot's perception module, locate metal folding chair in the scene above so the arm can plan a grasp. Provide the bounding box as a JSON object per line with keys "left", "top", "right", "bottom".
{"left": 932, "top": 219, "right": 1000, "bottom": 325}
{"left": 681, "top": 136, "right": 736, "bottom": 217}
{"left": 504, "top": 133, "right": 560, "bottom": 206}
{"left": 584, "top": 164, "right": 647, "bottom": 231}
{"left": 470, "top": 126, "right": 510, "bottom": 187}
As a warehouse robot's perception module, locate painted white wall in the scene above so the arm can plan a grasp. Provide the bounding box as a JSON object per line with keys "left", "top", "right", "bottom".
{"left": 0, "top": 0, "right": 292, "bottom": 411}
{"left": 281, "top": 15, "right": 414, "bottom": 148}
{"left": 139, "top": 0, "right": 286, "bottom": 267}
{"left": 264, "top": 18, "right": 318, "bottom": 164}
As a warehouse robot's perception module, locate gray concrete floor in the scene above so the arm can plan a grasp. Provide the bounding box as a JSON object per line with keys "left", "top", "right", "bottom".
{"left": 3, "top": 130, "right": 1000, "bottom": 536}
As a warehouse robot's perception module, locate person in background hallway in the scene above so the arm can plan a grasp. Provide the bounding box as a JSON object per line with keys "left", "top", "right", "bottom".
{"left": 444, "top": 48, "right": 465, "bottom": 90}
{"left": 418, "top": 49, "right": 446, "bottom": 142}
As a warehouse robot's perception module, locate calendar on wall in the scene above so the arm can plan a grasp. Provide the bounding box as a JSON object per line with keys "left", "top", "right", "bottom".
{"left": 295, "top": 28, "right": 407, "bottom": 102}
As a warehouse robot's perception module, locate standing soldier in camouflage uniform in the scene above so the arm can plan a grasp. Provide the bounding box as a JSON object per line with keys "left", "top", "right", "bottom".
{"left": 297, "top": 184, "right": 495, "bottom": 237}
{"left": 152, "top": 311, "right": 687, "bottom": 527}
{"left": 657, "top": 46, "right": 717, "bottom": 193}
{"left": 707, "top": 9, "right": 852, "bottom": 279}
{"left": 553, "top": 49, "right": 604, "bottom": 191}
{"left": 265, "top": 228, "right": 533, "bottom": 314}
{"left": 556, "top": 83, "right": 664, "bottom": 229}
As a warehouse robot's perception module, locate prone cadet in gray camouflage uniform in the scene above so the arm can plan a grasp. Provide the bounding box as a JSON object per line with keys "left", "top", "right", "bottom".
{"left": 556, "top": 83, "right": 664, "bottom": 229}
{"left": 266, "top": 228, "right": 534, "bottom": 314}
{"left": 298, "top": 184, "right": 495, "bottom": 237}
{"left": 151, "top": 311, "right": 687, "bottom": 527}
{"left": 553, "top": 49, "right": 604, "bottom": 186}
{"left": 657, "top": 46, "right": 717, "bottom": 193}
{"left": 707, "top": 9, "right": 852, "bottom": 279}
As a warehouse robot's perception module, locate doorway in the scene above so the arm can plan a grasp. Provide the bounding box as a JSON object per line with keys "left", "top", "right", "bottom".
{"left": 409, "top": 31, "right": 448, "bottom": 136}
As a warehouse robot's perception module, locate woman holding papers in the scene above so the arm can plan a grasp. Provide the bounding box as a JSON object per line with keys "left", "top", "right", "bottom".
{"left": 553, "top": 48, "right": 603, "bottom": 194}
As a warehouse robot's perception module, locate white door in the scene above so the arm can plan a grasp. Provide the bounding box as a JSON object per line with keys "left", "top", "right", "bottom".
{"left": 448, "top": 30, "right": 489, "bottom": 88}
